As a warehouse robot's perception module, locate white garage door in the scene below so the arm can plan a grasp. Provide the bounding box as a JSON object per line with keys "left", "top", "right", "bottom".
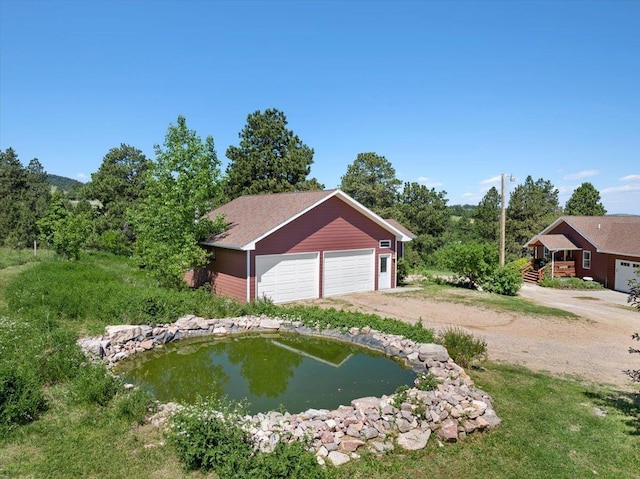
{"left": 615, "top": 259, "right": 640, "bottom": 293}
{"left": 324, "top": 249, "right": 375, "bottom": 297}
{"left": 256, "top": 253, "right": 319, "bottom": 303}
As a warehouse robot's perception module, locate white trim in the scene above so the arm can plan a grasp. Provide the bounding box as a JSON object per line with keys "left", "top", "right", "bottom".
{"left": 243, "top": 190, "right": 412, "bottom": 250}
{"left": 378, "top": 253, "right": 392, "bottom": 289}
{"left": 379, "top": 239, "right": 392, "bottom": 249}
{"left": 246, "top": 250, "right": 251, "bottom": 302}
{"left": 582, "top": 250, "right": 591, "bottom": 270}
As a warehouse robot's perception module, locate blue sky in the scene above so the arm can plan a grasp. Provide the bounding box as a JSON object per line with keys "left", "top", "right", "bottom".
{"left": 1, "top": 0, "right": 639, "bottom": 214}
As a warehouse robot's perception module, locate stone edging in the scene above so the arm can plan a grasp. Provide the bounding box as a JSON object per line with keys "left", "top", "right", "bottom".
{"left": 78, "top": 314, "right": 501, "bottom": 467}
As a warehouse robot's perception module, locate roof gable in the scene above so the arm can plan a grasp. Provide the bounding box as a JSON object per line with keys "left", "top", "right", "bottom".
{"left": 531, "top": 216, "right": 640, "bottom": 256}
{"left": 203, "top": 189, "right": 413, "bottom": 250}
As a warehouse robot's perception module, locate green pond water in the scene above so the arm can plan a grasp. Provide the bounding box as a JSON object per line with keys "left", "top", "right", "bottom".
{"left": 116, "top": 333, "right": 415, "bottom": 414}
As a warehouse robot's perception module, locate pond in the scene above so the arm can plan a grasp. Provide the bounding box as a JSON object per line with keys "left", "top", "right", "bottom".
{"left": 116, "top": 333, "right": 416, "bottom": 414}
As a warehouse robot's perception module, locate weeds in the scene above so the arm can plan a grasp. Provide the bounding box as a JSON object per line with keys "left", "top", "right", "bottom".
{"left": 438, "top": 327, "right": 487, "bottom": 368}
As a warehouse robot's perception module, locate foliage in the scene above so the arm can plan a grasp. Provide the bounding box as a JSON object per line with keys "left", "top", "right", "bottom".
{"left": 394, "top": 182, "right": 449, "bottom": 259}
{"left": 473, "top": 186, "right": 500, "bottom": 243}
{"left": 0, "top": 361, "right": 47, "bottom": 433}
{"left": 70, "top": 363, "right": 120, "bottom": 406}
{"left": 46, "top": 173, "right": 84, "bottom": 192}
{"left": 539, "top": 277, "right": 604, "bottom": 290}
{"left": 483, "top": 264, "right": 523, "bottom": 296}
{"left": 414, "top": 372, "right": 438, "bottom": 391}
{"left": 339, "top": 152, "right": 401, "bottom": 214}
{"left": 167, "top": 397, "right": 252, "bottom": 474}
{"left": 391, "top": 384, "right": 409, "bottom": 408}
{"left": 396, "top": 258, "right": 408, "bottom": 285}
{"left": 130, "top": 116, "right": 226, "bottom": 287}
{"left": 224, "top": 108, "right": 321, "bottom": 200}
{"left": 437, "top": 327, "right": 487, "bottom": 368}
{"left": 506, "top": 175, "right": 561, "bottom": 258}
{"left": 626, "top": 274, "right": 640, "bottom": 382}
{"left": 564, "top": 182, "right": 606, "bottom": 216}
{"left": 111, "top": 387, "right": 156, "bottom": 424}
{"left": 0, "top": 148, "right": 51, "bottom": 248}
{"left": 254, "top": 440, "right": 334, "bottom": 479}
{"left": 436, "top": 241, "right": 498, "bottom": 288}
{"left": 85, "top": 144, "right": 151, "bottom": 251}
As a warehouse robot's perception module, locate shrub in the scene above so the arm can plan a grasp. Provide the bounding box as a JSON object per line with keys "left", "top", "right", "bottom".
{"left": 438, "top": 327, "right": 487, "bottom": 368}
{"left": 167, "top": 397, "right": 253, "bottom": 475}
{"left": 254, "top": 440, "right": 334, "bottom": 479}
{"left": 415, "top": 372, "right": 438, "bottom": 391}
{"left": 112, "top": 387, "right": 156, "bottom": 424}
{"left": 70, "top": 363, "right": 120, "bottom": 406}
{"left": 484, "top": 265, "right": 523, "bottom": 296}
{"left": 539, "top": 277, "right": 603, "bottom": 290}
{"left": 396, "top": 258, "right": 409, "bottom": 285}
{"left": 0, "top": 362, "right": 47, "bottom": 432}
{"left": 437, "top": 241, "right": 498, "bottom": 288}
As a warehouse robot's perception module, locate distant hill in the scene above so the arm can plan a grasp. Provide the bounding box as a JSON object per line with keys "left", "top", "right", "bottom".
{"left": 47, "top": 174, "right": 84, "bottom": 191}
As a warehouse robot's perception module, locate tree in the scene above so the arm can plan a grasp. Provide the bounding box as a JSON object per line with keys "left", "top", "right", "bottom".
{"left": 85, "top": 144, "right": 151, "bottom": 253}
{"left": 130, "top": 116, "right": 226, "bottom": 287}
{"left": 473, "top": 187, "right": 501, "bottom": 243}
{"left": 224, "top": 109, "right": 321, "bottom": 200}
{"left": 339, "top": 152, "right": 401, "bottom": 214}
{"left": 0, "top": 148, "right": 51, "bottom": 247}
{"left": 564, "top": 182, "right": 606, "bottom": 216}
{"left": 506, "top": 176, "right": 561, "bottom": 258}
{"left": 394, "top": 182, "right": 449, "bottom": 264}
{"left": 437, "top": 241, "right": 498, "bottom": 288}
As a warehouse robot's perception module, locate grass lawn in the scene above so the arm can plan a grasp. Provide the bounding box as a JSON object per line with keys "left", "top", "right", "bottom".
{"left": 1, "top": 251, "right": 638, "bottom": 478}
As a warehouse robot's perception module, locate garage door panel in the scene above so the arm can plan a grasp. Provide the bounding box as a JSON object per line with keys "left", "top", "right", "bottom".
{"left": 256, "top": 253, "right": 319, "bottom": 303}
{"left": 615, "top": 259, "right": 640, "bottom": 294}
{"left": 324, "top": 249, "right": 374, "bottom": 297}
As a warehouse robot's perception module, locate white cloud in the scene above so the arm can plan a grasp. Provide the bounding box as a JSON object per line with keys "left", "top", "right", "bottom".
{"left": 417, "top": 176, "right": 443, "bottom": 188}
{"left": 562, "top": 170, "right": 599, "bottom": 181}
{"left": 601, "top": 184, "right": 640, "bottom": 194}
{"left": 462, "top": 192, "right": 474, "bottom": 198}
{"left": 557, "top": 185, "right": 576, "bottom": 194}
{"left": 620, "top": 174, "right": 640, "bottom": 182}
{"left": 76, "top": 173, "right": 87, "bottom": 181}
{"left": 480, "top": 175, "right": 501, "bottom": 185}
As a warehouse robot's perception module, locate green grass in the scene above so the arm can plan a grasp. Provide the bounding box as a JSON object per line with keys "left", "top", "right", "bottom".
{"left": 540, "top": 277, "right": 604, "bottom": 290}
{"left": 406, "top": 280, "right": 579, "bottom": 319}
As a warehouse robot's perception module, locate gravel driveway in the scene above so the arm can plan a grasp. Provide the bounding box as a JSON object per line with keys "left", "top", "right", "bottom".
{"left": 300, "top": 283, "right": 640, "bottom": 389}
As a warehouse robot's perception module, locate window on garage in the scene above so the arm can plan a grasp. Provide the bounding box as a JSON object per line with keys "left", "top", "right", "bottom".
{"left": 582, "top": 250, "right": 591, "bottom": 269}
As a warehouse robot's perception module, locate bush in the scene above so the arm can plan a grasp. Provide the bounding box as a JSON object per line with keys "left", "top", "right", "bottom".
{"left": 484, "top": 265, "right": 523, "bottom": 296}
{"left": 438, "top": 327, "right": 487, "bottom": 368}
{"left": 396, "top": 258, "right": 409, "bottom": 285}
{"left": 70, "top": 363, "right": 120, "bottom": 406}
{"left": 112, "top": 387, "right": 156, "bottom": 424}
{"left": 254, "top": 440, "right": 334, "bottom": 479}
{"left": 437, "top": 241, "right": 498, "bottom": 288}
{"left": 167, "top": 398, "right": 253, "bottom": 475}
{"left": 0, "top": 362, "right": 47, "bottom": 432}
{"left": 539, "top": 277, "right": 603, "bottom": 290}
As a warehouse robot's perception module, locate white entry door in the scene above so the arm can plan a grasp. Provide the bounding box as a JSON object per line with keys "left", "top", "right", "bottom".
{"left": 378, "top": 254, "right": 392, "bottom": 290}
{"left": 615, "top": 259, "right": 640, "bottom": 293}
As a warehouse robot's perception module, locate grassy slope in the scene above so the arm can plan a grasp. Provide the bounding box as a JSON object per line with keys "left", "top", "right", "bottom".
{"left": 1, "top": 252, "right": 639, "bottom": 478}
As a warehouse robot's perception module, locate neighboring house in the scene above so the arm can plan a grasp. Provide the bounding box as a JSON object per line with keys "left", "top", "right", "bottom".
{"left": 524, "top": 216, "right": 640, "bottom": 293}
{"left": 186, "top": 189, "right": 414, "bottom": 303}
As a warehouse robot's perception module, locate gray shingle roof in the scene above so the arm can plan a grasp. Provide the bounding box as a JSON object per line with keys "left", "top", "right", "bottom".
{"left": 203, "top": 189, "right": 413, "bottom": 250}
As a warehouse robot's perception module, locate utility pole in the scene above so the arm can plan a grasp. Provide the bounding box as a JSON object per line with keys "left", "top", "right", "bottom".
{"left": 500, "top": 173, "right": 506, "bottom": 267}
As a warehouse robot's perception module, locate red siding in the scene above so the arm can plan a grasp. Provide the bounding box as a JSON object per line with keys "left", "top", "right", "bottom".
{"left": 208, "top": 248, "right": 247, "bottom": 302}
{"left": 254, "top": 196, "right": 397, "bottom": 298}
{"left": 547, "top": 222, "right": 640, "bottom": 289}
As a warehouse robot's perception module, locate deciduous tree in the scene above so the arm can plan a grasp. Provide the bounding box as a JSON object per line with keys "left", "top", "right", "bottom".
{"left": 130, "top": 116, "right": 225, "bottom": 287}
{"left": 564, "top": 182, "right": 606, "bottom": 216}
{"left": 340, "top": 152, "right": 401, "bottom": 215}
{"left": 224, "top": 109, "right": 321, "bottom": 200}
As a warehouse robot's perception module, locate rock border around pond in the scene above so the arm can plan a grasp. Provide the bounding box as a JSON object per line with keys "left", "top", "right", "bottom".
{"left": 78, "top": 315, "right": 501, "bottom": 467}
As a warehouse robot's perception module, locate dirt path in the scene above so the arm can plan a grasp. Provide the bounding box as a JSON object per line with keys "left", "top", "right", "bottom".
{"left": 300, "top": 284, "right": 640, "bottom": 389}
